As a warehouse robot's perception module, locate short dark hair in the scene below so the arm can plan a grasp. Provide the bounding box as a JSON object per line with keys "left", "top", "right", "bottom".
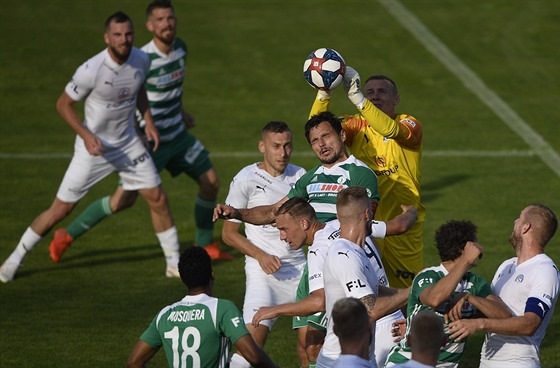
{"left": 304, "top": 111, "right": 342, "bottom": 143}
{"left": 146, "top": 0, "right": 174, "bottom": 17}
{"left": 104, "top": 11, "right": 132, "bottom": 31}
{"left": 434, "top": 220, "right": 477, "bottom": 262}
{"left": 262, "top": 121, "right": 291, "bottom": 135}
{"left": 275, "top": 196, "right": 316, "bottom": 220}
{"left": 332, "top": 297, "right": 369, "bottom": 341}
{"left": 365, "top": 75, "right": 398, "bottom": 95}
{"left": 178, "top": 246, "right": 212, "bottom": 290}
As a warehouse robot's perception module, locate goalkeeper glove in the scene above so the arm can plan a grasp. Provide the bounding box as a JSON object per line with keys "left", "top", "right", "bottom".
{"left": 344, "top": 66, "right": 366, "bottom": 109}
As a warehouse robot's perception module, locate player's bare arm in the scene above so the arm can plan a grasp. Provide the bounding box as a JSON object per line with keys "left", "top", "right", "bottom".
{"left": 213, "top": 197, "right": 287, "bottom": 225}
{"left": 222, "top": 221, "right": 281, "bottom": 274}
{"left": 56, "top": 91, "right": 104, "bottom": 156}
{"left": 448, "top": 312, "right": 541, "bottom": 342}
{"left": 252, "top": 289, "right": 325, "bottom": 327}
{"left": 127, "top": 339, "right": 159, "bottom": 368}
{"left": 359, "top": 294, "right": 377, "bottom": 320}
{"left": 370, "top": 286, "right": 410, "bottom": 320}
{"left": 446, "top": 293, "right": 511, "bottom": 323}
{"left": 181, "top": 105, "right": 196, "bottom": 128}
{"left": 420, "top": 242, "right": 483, "bottom": 308}
{"left": 385, "top": 204, "right": 418, "bottom": 236}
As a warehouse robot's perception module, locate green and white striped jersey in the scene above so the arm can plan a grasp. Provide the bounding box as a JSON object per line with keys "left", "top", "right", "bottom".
{"left": 142, "top": 38, "right": 187, "bottom": 142}
{"left": 140, "top": 293, "right": 249, "bottom": 368}
{"left": 287, "top": 155, "right": 379, "bottom": 223}
{"left": 384, "top": 264, "right": 492, "bottom": 368}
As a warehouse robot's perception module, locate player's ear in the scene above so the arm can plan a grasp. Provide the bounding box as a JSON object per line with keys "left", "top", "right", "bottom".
{"left": 301, "top": 219, "right": 309, "bottom": 231}
{"left": 103, "top": 32, "right": 109, "bottom": 45}
{"left": 258, "top": 140, "right": 265, "bottom": 154}
{"left": 146, "top": 20, "right": 154, "bottom": 33}
{"left": 340, "top": 129, "right": 347, "bottom": 143}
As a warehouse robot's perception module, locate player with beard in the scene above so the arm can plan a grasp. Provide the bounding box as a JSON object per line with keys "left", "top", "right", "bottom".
{"left": 448, "top": 204, "right": 558, "bottom": 368}
{"left": 0, "top": 11, "right": 180, "bottom": 282}
{"left": 48, "top": 0, "right": 231, "bottom": 266}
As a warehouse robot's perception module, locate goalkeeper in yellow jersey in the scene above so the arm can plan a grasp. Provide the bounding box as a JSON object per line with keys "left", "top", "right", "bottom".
{"left": 309, "top": 66, "right": 424, "bottom": 289}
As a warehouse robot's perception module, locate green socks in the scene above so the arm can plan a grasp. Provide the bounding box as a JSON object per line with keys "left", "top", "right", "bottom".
{"left": 194, "top": 196, "right": 216, "bottom": 246}
{"left": 66, "top": 196, "right": 113, "bottom": 239}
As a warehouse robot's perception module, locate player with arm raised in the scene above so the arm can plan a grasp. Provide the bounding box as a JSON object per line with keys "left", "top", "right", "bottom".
{"left": 221, "top": 121, "right": 307, "bottom": 368}
{"left": 310, "top": 67, "right": 424, "bottom": 289}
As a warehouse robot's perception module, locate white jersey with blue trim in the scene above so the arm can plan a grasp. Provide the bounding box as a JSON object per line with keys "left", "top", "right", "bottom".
{"left": 481, "top": 254, "right": 559, "bottom": 367}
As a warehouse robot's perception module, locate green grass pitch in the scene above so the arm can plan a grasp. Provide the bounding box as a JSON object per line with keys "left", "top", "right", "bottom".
{"left": 0, "top": 0, "right": 558, "bottom": 367}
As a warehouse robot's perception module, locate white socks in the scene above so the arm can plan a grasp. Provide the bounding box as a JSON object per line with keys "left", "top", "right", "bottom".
{"left": 156, "top": 226, "right": 180, "bottom": 268}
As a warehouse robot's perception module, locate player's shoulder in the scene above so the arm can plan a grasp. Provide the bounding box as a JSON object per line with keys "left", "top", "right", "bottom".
{"left": 75, "top": 49, "right": 106, "bottom": 75}
{"left": 233, "top": 163, "right": 260, "bottom": 179}
{"left": 285, "top": 163, "right": 306, "bottom": 177}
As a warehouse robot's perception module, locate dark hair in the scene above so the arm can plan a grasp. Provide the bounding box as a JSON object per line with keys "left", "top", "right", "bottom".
{"left": 365, "top": 75, "right": 398, "bottom": 95}
{"left": 434, "top": 220, "right": 477, "bottom": 262}
{"left": 527, "top": 204, "right": 558, "bottom": 247}
{"left": 104, "top": 11, "right": 132, "bottom": 31}
{"left": 275, "top": 196, "right": 316, "bottom": 220}
{"left": 332, "top": 297, "right": 369, "bottom": 340}
{"left": 262, "top": 121, "right": 291, "bottom": 135}
{"left": 146, "top": 0, "right": 174, "bottom": 17}
{"left": 304, "top": 111, "right": 342, "bottom": 143}
{"left": 178, "top": 246, "right": 212, "bottom": 290}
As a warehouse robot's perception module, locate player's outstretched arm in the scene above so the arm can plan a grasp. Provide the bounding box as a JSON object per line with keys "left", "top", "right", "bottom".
{"left": 234, "top": 335, "right": 279, "bottom": 368}
{"left": 448, "top": 313, "right": 542, "bottom": 342}
{"left": 385, "top": 204, "right": 418, "bottom": 236}
{"left": 213, "top": 197, "right": 288, "bottom": 225}
{"left": 56, "top": 92, "right": 104, "bottom": 156}
{"left": 370, "top": 286, "right": 410, "bottom": 320}
{"left": 127, "top": 340, "right": 159, "bottom": 368}
{"left": 252, "top": 289, "right": 325, "bottom": 327}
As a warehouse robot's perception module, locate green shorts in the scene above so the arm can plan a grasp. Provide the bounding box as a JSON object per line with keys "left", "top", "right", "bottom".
{"left": 151, "top": 129, "right": 213, "bottom": 179}
{"left": 291, "top": 264, "right": 327, "bottom": 332}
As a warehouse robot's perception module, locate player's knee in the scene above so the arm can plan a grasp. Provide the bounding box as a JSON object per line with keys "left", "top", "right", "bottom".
{"left": 198, "top": 169, "right": 220, "bottom": 198}
{"left": 140, "top": 187, "right": 169, "bottom": 210}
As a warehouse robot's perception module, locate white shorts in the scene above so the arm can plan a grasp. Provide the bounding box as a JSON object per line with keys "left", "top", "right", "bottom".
{"left": 56, "top": 136, "right": 161, "bottom": 203}
{"left": 375, "top": 310, "right": 404, "bottom": 367}
{"left": 243, "top": 258, "right": 304, "bottom": 329}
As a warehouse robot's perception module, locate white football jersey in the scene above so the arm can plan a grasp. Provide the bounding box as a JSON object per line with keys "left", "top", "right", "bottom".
{"left": 318, "top": 238, "right": 379, "bottom": 367}
{"left": 64, "top": 48, "right": 150, "bottom": 148}
{"left": 480, "top": 254, "right": 559, "bottom": 368}
{"left": 225, "top": 163, "right": 306, "bottom": 277}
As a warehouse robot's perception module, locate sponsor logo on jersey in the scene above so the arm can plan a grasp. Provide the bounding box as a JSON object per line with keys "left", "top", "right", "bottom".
{"left": 255, "top": 185, "right": 267, "bottom": 193}
{"left": 253, "top": 171, "right": 273, "bottom": 185}
{"left": 374, "top": 164, "right": 399, "bottom": 177}
{"left": 118, "top": 87, "right": 131, "bottom": 100}
{"left": 515, "top": 274, "right": 524, "bottom": 283}
{"left": 307, "top": 183, "right": 346, "bottom": 194}
{"left": 328, "top": 229, "right": 341, "bottom": 240}
{"left": 338, "top": 250, "right": 350, "bottom": 258}
{"left": 231, "top": 316, "right": 241, "bottom": 327}
{"left": 309, "top": 273, "right": 322, "bottom": 281}
{"left": 154, "top": 68, "right": 185, "bottom": 88}
{"left": 375, "top": 155, "right": 387, "bottom": 168}
{"left": 346, "top": 278, "right": 367, "bottom": 292}
{"left": 130, "top": 151, "right": 151, "bottom": 167}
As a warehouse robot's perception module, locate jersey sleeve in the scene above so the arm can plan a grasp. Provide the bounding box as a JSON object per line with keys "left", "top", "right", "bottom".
{"left": 139, "top": 313, "right": 164, "bottom": 349}
{"left": 525, "top": 263, "right": 559, "bottom": 320}
{"left": 360, "top": 100, "right": 423, "bottom": 150}
{"left": 224, "top": 171, "right": 250, "bottom": 224}
{"left": 217, "top": 299, "right": 250, "bottom": 345}
{"left": 470, "top": 273, "right": 493, "bottom": 299}
{"left": 64, "top": 60, "right": 96, "bottom": 102}
{"left": 308, "top": 243, "right": 327, "bottom": 293}
{"left": 287, "top": 169, "right": 315, "bottom": 199}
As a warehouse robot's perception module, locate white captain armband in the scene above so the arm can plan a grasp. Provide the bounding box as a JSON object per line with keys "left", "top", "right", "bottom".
{"left": 525, "top": 297, "right": 549, "bottom": 320}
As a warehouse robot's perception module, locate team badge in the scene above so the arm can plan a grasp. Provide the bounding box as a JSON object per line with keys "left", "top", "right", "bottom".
{"left": 515, "top": 274, "right": 524, "bottom": 283}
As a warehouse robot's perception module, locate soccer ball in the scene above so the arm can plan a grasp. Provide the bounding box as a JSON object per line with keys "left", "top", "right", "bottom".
{"left": 303, "top": 48, "right": 346, "bottom": 91}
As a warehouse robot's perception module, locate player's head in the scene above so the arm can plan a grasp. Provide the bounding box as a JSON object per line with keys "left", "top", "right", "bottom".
{"left": 510, "top": 204, "right": 558, "bottom": 251}
{"left": 408, "top": 310, "right": 445, "bottom": 364}
{"left": 259, "top": 121, "right": 293, "bottom": 176}
{"left": 364, "top": 75, "right": 400, "bottom": 117}
{"left": 275, "top": 197, "right": 317, "bottom": 250}
{"left": 434, "top": 220, "right": 477, "bottom": 262}
{"left": 178, "top": 246, "right": 213, "bottom": 291}
{"left": 332, "top": 297, "right": 371, "bottom": 344}
{"left": 104, "top": 12, "right": 134, "bottom": 64}
{"left": 336, "top": 187, "right": 372, "bottom": 230}
{"left": 146, "top": 0, "right": 176, "bottom": 45}
{"left": 305, "top": 111, "right": 347, "bottom": 167}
